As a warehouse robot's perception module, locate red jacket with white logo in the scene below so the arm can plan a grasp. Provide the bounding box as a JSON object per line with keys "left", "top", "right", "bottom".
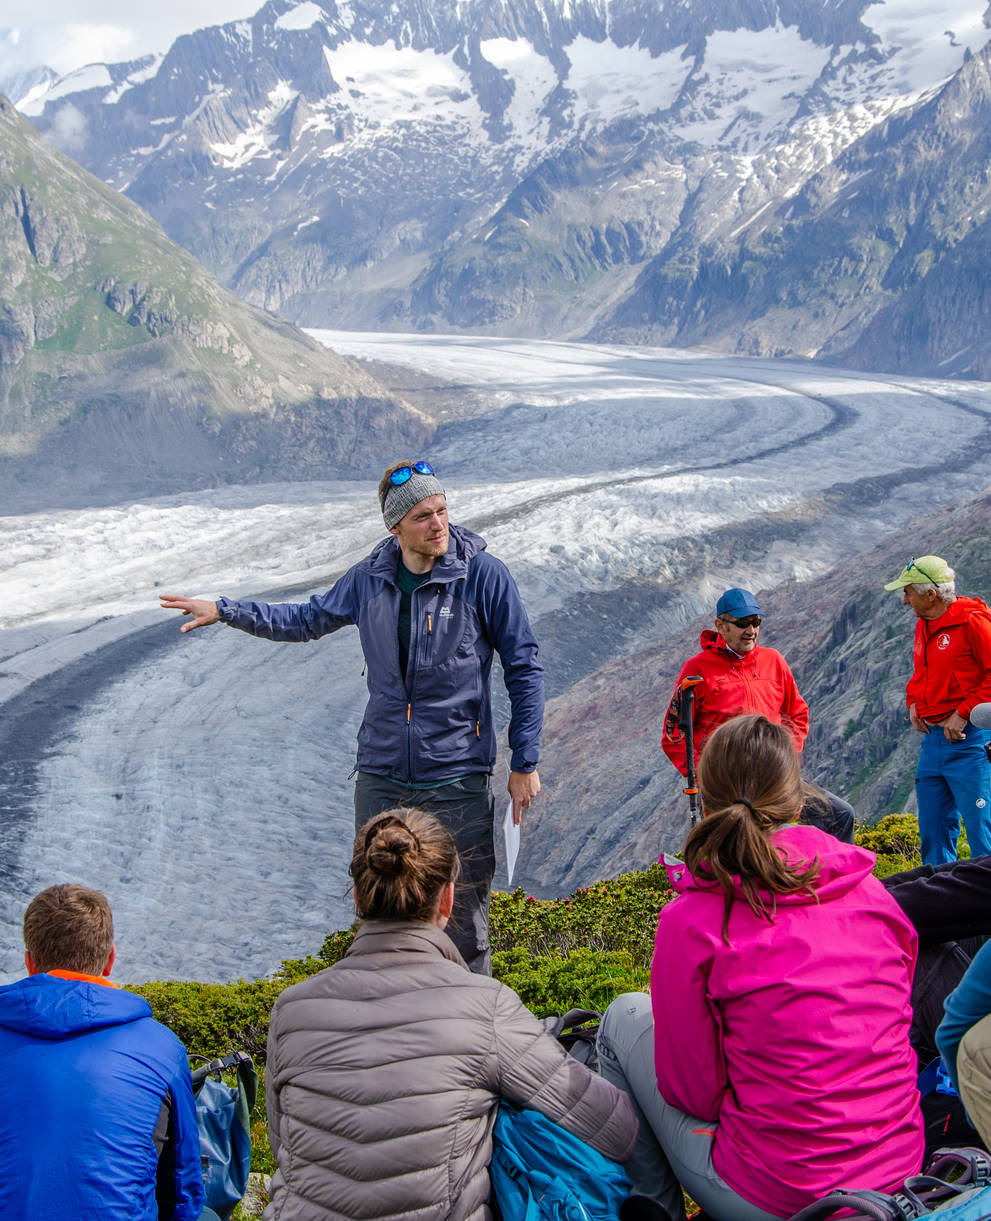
{"left": 906, "top": 595, "right": 991, "bottom": 721}
{"left": 662, "top": 631, "right": 810, "bottom": 777}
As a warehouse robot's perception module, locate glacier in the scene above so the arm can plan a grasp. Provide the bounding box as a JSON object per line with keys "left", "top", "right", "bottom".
{"left": 1, "top": 334, "right": 989, "bottom": 985}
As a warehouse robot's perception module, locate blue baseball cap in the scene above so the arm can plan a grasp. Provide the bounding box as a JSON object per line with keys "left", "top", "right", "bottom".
{"left": 716, "top": 588, "right": 762, "bottom": 618}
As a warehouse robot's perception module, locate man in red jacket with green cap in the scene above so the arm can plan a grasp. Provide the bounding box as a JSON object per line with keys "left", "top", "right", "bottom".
{"left": 885, "top": 555, "right": 991, "bottom": 864}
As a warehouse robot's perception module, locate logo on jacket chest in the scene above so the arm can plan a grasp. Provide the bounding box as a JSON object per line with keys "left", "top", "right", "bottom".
{"left": 935, "top": 633, "right": 951, "bottom": 651}
{"left": 439, "top": 606, "right": 454, "bottom": 619}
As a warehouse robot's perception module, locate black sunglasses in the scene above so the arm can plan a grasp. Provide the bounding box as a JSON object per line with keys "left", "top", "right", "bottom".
{"left": 389, "top": 461, "right": 435, "bottom": 487}
{"left": 721, "top": 615, "right": 762, "bottom": 629}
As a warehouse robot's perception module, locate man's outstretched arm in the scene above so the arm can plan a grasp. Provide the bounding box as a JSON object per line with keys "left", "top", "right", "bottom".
{"left": 161, "top": 577, "right": 358, "bottom": 642}
{"left": 159, "top": 594, "right": 220, "bottom": 632}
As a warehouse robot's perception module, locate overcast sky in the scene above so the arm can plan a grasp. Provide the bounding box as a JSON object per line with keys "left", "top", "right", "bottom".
{"left": 2, "top": 1, "right": 259, "bottom": 77}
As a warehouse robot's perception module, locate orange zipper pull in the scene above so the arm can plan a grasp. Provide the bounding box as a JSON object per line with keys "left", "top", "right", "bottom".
{"left": 476, "top": 720, "right": 480, "bottom": 738}
{"left": 407, "top": 703, "right": 412, "bottom": 723}
{"left": 428, "top": 613, "right": 432, "bottom": 633}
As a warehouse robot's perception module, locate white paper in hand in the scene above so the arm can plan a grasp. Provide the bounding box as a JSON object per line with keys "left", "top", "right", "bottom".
{"left": 503, "top": 798, "right": 521, "bottom": 885}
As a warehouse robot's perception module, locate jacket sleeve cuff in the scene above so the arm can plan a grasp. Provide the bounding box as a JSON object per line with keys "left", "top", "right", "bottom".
{"left": 510, "top": 756, "right": 538, "bottom": 772}
{"left": 215, "top": 596, "right": 236, "bottom": 623}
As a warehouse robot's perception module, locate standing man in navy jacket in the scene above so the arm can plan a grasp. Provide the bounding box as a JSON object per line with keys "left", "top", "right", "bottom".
{"left": 0, "top": 884, "right": 203, "bottom": 1221}
{"left": 162, "top": 460, "right": 544, "bottom": 972}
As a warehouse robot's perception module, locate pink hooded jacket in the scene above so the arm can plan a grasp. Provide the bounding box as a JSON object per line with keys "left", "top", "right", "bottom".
{"left": 652, "top": 825, "right": 923, "bottom": 1218}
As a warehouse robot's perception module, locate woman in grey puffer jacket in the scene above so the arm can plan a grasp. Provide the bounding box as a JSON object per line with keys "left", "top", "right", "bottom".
{"left": 264, "top": 809, "right": 638, "bottom": 1221}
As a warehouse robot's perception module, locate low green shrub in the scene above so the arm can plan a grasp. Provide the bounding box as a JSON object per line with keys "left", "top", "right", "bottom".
{"left": 853, "top": 811, "right": 968, "bottom": 867}
{"left": 490, "top": 861, "right": 672, "bottom": 973}
{"left": 492, "top": 946, "right": 644, "bottom": 1015}
{"left": 132, "top": 978, "right": 283, "bottom": 1063}
{"left": 855, "top": 813, "right": 922, "bottom": 861}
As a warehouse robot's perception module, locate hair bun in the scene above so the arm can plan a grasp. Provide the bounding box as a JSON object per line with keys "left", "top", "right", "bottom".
{"left": 367, "top": 824, "right": 419, "bottom": 878}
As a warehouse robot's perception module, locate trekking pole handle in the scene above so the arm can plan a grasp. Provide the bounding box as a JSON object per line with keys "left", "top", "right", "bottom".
{"left": 678, "top": 676, "right": 703, "bottom": 826}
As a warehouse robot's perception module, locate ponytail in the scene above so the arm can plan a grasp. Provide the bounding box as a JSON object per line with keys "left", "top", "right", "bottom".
{"left": 685, "top": 715, "right": 819, "bottom": 941}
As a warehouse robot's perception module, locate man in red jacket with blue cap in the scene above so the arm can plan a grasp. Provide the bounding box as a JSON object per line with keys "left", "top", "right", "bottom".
{"left": 662, "top": 587, "right": 855, "bottom": 839}
{"left": 885, "top": 555, "right": 991, "bottom": 864}
{"left": 662, "top": 587, "right": 809, "bottom": 773}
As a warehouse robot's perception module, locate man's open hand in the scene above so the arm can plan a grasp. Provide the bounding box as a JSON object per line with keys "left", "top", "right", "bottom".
{"left": 159, "top": 594, "right": 221, "bottom": 633}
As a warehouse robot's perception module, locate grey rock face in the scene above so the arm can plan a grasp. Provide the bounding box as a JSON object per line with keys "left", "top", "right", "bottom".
{"left": 601, "top": 42, "right": 991, "bottom": 377}
{"left": 0, "top": 94, "right": 428, "bottom": 513}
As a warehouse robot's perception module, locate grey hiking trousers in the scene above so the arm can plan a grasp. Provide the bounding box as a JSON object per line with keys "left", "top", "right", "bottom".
{"left": 597, "top": 993, "right": 785, "bottom": 1221}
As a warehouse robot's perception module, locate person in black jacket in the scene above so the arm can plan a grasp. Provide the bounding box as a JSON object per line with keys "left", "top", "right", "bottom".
{"left": 883, "top": 857, "right": 991, "bottom": 1066}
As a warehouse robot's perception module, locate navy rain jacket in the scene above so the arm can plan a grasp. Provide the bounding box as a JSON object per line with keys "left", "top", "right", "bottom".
{"left": 0, "top": 972, "right": 204, "bottom": 1220}
{"left": 217, "top": 524, "right": 544, "bottom": 784}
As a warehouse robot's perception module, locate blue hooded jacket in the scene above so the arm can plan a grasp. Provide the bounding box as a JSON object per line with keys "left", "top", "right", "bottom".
{"left": 0, "top": 973, "right": 204, "bottom": 1221}
{"left": 217, "top": 524, "right": 544, "bottom": 783}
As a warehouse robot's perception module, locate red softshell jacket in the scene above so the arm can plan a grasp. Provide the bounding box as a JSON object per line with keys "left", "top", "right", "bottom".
{"left": 662, "top": 630, "right": 809, "bottom": 777}
{"left": 906, "top": 595, "right": 991, "bottom": 721}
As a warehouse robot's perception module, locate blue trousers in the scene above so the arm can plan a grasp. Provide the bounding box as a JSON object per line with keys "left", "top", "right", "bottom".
{"left": 916, "top": 726, "right": 991, "bottom": 865}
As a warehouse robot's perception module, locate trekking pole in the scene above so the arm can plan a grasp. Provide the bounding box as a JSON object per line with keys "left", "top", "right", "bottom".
{"left": 677, "top": 676, "right": 703, "bottom": 825}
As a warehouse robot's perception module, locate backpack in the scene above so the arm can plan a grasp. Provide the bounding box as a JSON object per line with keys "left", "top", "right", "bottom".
{"left": 190, "top": 1051, "right": 258, "bottom": 1221}
{"left": 918, "top": 1057, "right": 985, "bottom": 1159}
{"left": 785, "top": 1147, "right": 991, "bottom": 1220}
{"left": 490, "top": 1101, "right": 631, "bottom": 1221}
{"left": 540, "top": 1009, "right": 602, "bottom": 1071}
{"left": 930, "top": 1185, "right": 991, "bottom": 1217}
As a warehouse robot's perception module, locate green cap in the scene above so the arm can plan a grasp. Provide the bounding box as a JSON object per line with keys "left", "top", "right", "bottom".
{"left": 883, "top": 555, "right": 955, "bottom": 591}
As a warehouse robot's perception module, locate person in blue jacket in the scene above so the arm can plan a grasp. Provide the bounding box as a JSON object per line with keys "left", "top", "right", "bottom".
{"left": 161, "top": 460, "right": 544, "bottom": 973}
{"left": 0, "top": 883, "right": 203, "bottom": 1221}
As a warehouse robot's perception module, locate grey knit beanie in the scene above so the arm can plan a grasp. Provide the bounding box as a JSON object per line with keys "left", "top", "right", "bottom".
{"left": 381, "top": 468, "right": 446, "bottom": 530}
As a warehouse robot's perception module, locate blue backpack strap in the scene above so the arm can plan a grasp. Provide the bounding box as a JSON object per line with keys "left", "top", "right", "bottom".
{"left": 490, "top": 1109, "right": 544, "bottom": 1221}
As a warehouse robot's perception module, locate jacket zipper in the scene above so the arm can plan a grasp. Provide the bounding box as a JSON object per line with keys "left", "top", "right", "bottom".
{"left": 406, "top": 584, "right": 428, "bottom": 783}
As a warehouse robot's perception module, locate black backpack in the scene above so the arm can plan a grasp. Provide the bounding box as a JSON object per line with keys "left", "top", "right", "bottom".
{"left": 540, "top": 1008, "right": 602, "bottom": 1070}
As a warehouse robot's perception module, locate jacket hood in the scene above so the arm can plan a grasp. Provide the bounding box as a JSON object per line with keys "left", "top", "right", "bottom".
{"left": 699, "top": 628, "right": 760, "bottom": 661}
{"left": 663, "top": 824, "right": 875, "bottom": 905}
{"left": 365, "top": 523, "right": 487, "bottom": 583}
{"left": 928, "top": 595, "right": 991, "bottom": 629}
{"left": 0, "top": 973, "right": 152, "bottom": 1039}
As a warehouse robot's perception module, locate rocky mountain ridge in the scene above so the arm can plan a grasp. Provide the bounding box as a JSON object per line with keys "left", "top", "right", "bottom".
{"left": 0, "top": 94, "right": 428, "bottom": 512}
{"left": 20, "top": 0, "right": 991, "bottom": 374}
{"left": 600, "top": 41, "right": 991, "bottom": 377}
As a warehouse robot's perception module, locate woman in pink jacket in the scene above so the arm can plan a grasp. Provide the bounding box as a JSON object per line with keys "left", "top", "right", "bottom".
{"left": 598, "top": 715, "right": 923, "bottom": 1221}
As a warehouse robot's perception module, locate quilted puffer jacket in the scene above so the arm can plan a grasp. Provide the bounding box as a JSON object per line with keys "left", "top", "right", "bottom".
{"left": 264, "top": 921, "right": 638, "bottom": 1221}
